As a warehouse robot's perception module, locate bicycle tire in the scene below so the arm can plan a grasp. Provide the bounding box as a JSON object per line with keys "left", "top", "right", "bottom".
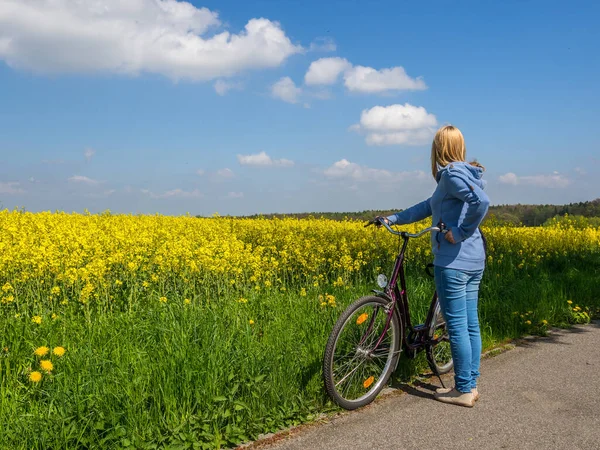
{"left": 425, "top": 297, "right": 453, "bottom": 375}
{"left": 323, "top": 295, "right": 402, "bottom": 410}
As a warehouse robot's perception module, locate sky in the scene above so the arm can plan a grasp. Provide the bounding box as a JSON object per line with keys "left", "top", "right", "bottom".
{"left": 0, "top": 0, "right": 598, "bottom": 216}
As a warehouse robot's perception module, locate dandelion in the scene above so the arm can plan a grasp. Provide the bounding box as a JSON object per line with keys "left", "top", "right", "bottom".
{"left": 34, "top": 346, "right": 49, "bottom": 357}
{"left": 40, "top": 360, "right": 53, "bottom": 372}
{"left": 249, "top": 319, "right": 255, "bottom": 325}
{"left": 525, "top": 320, "right": 532, "bottom": 325}
{"left": 142, "top": 281, "right": 149, "bottom": 288}
{"left": 567, "top": 300, "right": 573, "bottom": 304}
{"left": 300, "top": 288, "right": 307, "bottom": 297}
{"left": 52, "top": 347, "right": 66, "bottom": 357}
{"left": 31, "top": 316, "right": 42, "bottom": 325}
{"left": 29, "top": 371, "right": 42, "bottom": 383}
{"left": 114, "top": 279, "right": 123, "bottom": 286}
{"left": 238, "top": 297, "right": 248, "bottom": 304}
{"left": 541, "top": 320, "right": 548, "bottom": 325}
{"left": 184, "top": 298, "right": 191, "bottom": 305}
{"left": 2, "top": 282, "right": 13, "bottom": 292}
{"left": 51, "top": 286, "right": 60, "bottom": 295}
{"left": 51, "top": 313, "right": 58, "bottom": 320}
{"left": 159, "top": 296, "right": 167, "bottom": 303}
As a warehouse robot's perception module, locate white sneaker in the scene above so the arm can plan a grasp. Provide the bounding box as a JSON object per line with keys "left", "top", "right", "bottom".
{"left": 434, "top": 388, "right": 475, "bottom": 407}
{"left": 436, "top": 387, "right": 479, "bottom": 401}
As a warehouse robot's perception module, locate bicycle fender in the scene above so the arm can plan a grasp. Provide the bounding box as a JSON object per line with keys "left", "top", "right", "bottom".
{"left": 370, "top": 290, "right": 392, "bottom": 301}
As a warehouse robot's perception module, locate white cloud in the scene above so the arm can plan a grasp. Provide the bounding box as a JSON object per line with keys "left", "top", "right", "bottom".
{"left": 85, "top": 189, "right": 116, "bottom": 199}
{"left": 142, "top": 188, "right": 203, "bottom": 199}
{"left": 237, "top": 151, "right": 294, "bottom": 167}
{"left": 303, "top": 58, "right": 426, "bottom": 94}
{"left": 323, "top": 159, "right": 427, "bottom": 183}
{"left": 499, "top": 172, "right": 519, "bottom": 185}
{"left": 214, "top": 79, "right": 243, "bottom": 96}
{"left": 324, "top": 159, "right": 393, "bottom": 181}
{"left": 227, "top": 192, "right": 244, "bottom": 199}
{"left": 271, "top": 76, "right": 302, "bottom": 104}
{"left": 0, "top": 1, "right": 302, "bottom": 81}
{"left": 308, "top": 37, "right": 336, "bottom": 52}
{"left": 196, "top": 169, "right": 205, "bottom": 176}
{"left": 304, "top": 57, "right": 351, "bottom": 85}
{"left": 351, "top": 103, "right": 438, "bottom": 146}
{"left": 68, "top": 175, "right": 100, "bottom": 185}
{"left": 216, "top": 168, "right": 234, "bottom": 178}
{"left": 498, "top": 172, "right": 570, "bottom": 188}
{"left": 343, "top": 66, "right": 427, "bottom": 93}
{"left": 0, "top": 181, "right": 25, "bottom": 194}
{"left": 84, "top": 147, "right": 95, "bottom": 161}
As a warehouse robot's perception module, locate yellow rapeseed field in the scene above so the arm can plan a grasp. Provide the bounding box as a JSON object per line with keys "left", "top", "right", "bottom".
{"left": 0, "top": 210, "right": 598, "bottom": 310}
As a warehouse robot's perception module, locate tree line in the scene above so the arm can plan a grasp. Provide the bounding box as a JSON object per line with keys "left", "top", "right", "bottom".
{"left": 230, "top": 198, "right": 600, "bottom": 227}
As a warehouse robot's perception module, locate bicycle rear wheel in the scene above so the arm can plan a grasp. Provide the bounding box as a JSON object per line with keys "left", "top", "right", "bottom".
{"left": 426, "top": 297, "right": 453, "bottom": 374}
{"left": 323, "top": 296, "right": 402, "bottom": 410}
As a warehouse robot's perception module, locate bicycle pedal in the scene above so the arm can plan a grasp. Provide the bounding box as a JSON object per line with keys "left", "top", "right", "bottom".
{"left": 413, "top": 324, "right": 427, "bottom": 332}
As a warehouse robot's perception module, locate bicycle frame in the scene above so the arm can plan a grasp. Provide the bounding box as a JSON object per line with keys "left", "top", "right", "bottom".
{"left": 369, "top": 222, "right": 445, "bottom": 354}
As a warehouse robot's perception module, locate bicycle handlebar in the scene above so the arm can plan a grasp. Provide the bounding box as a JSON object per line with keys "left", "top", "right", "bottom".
{"left": 365, "top": 217, "right": 447, "bottom": 238}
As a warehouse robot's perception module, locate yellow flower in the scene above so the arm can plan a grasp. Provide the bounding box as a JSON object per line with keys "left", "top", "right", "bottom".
{"left": 29, "top": 371, "right": 42, "bottom": 383}
{"left": 249, "top": 319, "right": 255, "bottom": 325}
{"left": 184, "top": 298, "right": 191, "bottom": 305}
{"left": 238, "top": 297, "right": 248, "bottom": 304}
{"left": 159, "top": 296, "right": 167, "bottom": 303}
{"left": 52, "top": 346, "right": 66, "bottom": 357}
{"left": 40, "top": 360, "right": 53, "bottom": 372}
{"left": 541, "top": 320, "right": 548, "bottom": 325}
{"left": 51, "top": 286, "right": 60, "bottom": 295}
{"left": 525, "top": 320, "right": 532, "bottom": 325}
{"left": 114, "top": 279, "right": 123, "bottom": 286}
{"left": 2, "top": 282, "right": 13, "bottom": 292}
{"left": 300, "top": 288, "right": 307, "bottom": 297}
{"left": 51, "top": 313, "right": 58, "bottom": 320}
{"left": 34, "top": 346, "right": 49, "bottom": 357}
{"left": 142, "top": 281, "right": 149, "bottom": 288}
{"left": 31, "top": 316, "right": 42, "bottom": 325}
{"left": 567, "top": 300, "right": 573, "bottom": 304}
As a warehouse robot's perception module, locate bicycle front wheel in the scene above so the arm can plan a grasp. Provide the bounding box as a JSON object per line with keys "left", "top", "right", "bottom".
{"left": 323, "top": 296, "right": 402, "bottom": 410}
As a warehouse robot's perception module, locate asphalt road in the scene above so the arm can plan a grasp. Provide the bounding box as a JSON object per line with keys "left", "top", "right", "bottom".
{"left": 249, "top": 321, "right": 600, "bottom": 450}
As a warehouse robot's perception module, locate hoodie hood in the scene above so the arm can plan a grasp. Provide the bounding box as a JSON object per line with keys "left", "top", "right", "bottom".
{"left": 436, "top": 161, "right": 487, "bottom": 189}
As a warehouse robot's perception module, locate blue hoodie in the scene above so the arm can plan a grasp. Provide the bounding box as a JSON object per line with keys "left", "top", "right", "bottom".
{"left": 386, "top": 161, "right": 490, "bottom": 271}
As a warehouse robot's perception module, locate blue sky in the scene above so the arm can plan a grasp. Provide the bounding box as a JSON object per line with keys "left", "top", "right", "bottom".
{"left": 0, "top": 0, "right": 598, "bottom": 215}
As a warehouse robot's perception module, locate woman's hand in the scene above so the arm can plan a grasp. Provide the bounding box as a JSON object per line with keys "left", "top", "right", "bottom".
{"left": 374, "top": 216, "right": 390, "bottom": 227}
{"left": 445, "top": 230, "right": 456, "bottom": 244}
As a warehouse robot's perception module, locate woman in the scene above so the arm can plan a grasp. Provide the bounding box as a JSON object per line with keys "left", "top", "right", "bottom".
{"left": 381, "top": 125, "right": 489, "bottom": 407}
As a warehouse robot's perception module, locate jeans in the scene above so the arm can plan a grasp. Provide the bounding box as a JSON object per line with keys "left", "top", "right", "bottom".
{"left": 434, "top": 266, "right": 484, "bottom": 393}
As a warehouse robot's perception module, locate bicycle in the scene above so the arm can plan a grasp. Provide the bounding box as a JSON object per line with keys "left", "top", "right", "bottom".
{"left": 322, "top": 217, "right": 453, "bottom": 410}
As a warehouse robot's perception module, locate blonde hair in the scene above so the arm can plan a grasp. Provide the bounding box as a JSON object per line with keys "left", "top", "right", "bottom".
{"left": 430, "top": 125, "right": 484, "bottom": 178}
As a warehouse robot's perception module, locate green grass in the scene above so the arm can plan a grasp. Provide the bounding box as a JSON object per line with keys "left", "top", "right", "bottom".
{"left": 1, "top": 258, "right": 599, "bottom": 449}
